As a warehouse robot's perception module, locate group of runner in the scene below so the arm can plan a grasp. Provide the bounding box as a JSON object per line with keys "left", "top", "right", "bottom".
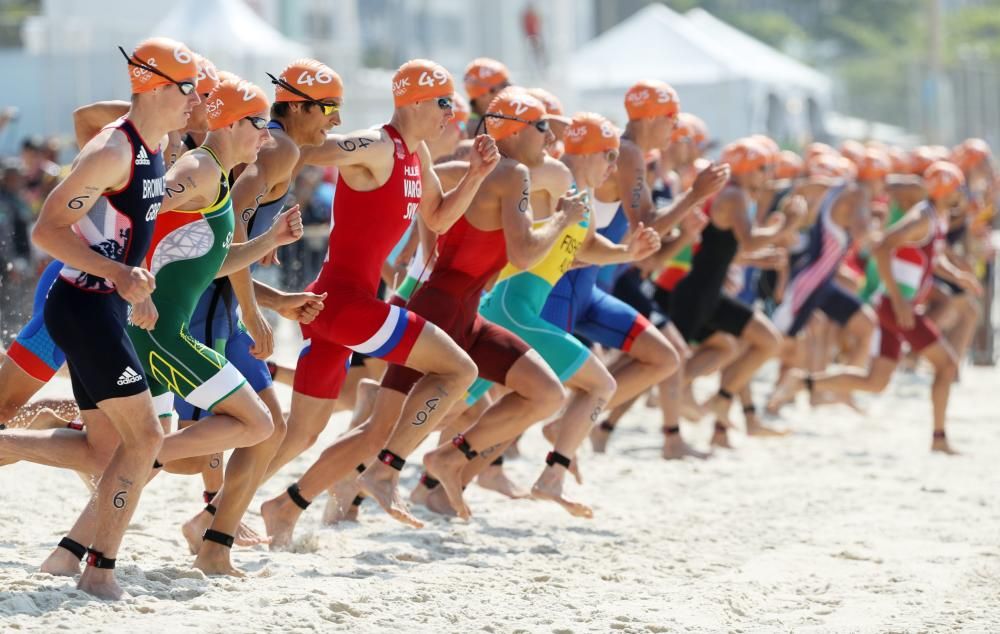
{"left": 0, "top": 39, "right": 994, "bottom": 600}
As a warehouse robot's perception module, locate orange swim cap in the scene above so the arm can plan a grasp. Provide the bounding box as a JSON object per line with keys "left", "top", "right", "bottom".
{"left": 839, "top": 139, "right": 866, "bottom": 165}
{"left": 775, "top": 150, "right": 804, "bottom": 179}
{"left": 527, "top": 88, "right": 564, "bottom": 115}
{"left": 886, "top": 146, "right": 911, "bottom": 174}
{"left": 464, "top": 58, "right": 510, "bottom": 100}
{"left": 672, "top": 112, "right": 707, "bottom": 145}
{"left": 720, "top": 139, "right": 769, "bottom": 175}
{"left": 624, "top": 80, "right": 679, "bottom": 121}
{"left": 484, "top": 88, "right": 547, "bottom": 141}
{"left": 910, "top": 146, "right": 937, "bottom": 175}
{"left": 205, "top": 78, "right": 270, "bottom": 131}
{"left": 750, "top": 134, "right": 780, "bottom": 166}
{"left": 124, "top": 37, "right": 198, "bottom": 94}
{"left": 950, "top": 138, "right": 992, "bottom": 172}
{"left": 271, "top": 59, "right": 342, "bottom": 103}
{"left": 392, "top": 59, "right": 454, "bottom": 107}
{"left": 563, "top": 112, "right": 619, "bottom": 155}
{"left": 923, "top": 161, "right": 965, "bottom": 200}
{"left": 193, "top": 54, "right": 220, "bottom": 95}
{"left": 857, "top": 148, "right": 891, "bottom": 182}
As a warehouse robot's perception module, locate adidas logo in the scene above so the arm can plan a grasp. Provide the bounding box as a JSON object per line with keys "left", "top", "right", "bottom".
{"left": 135, "top": 146, "right": 150, "bottom": 166}
{"left": 117, "top": 366, "right": 143, "bottom": 386}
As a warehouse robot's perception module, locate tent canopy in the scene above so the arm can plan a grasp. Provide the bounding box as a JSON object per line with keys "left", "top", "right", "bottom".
{"left": 685, "top": 8, "right": 831, "bottom": 99}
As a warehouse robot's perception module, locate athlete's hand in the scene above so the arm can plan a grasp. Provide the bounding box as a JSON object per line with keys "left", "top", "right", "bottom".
{"left": 680, "top": 209, "right": 709, "bottom": 236}
{"left": 690, "top": 162, "right": 729, "bottom": 203}
{"left": 626, "top": 222, "right": 661, "bottom": 261}
{"left": 958, "top": 271, "right": 984, "bottom": 297}
{"left": 244, "top": 307, "right": 274, "bottom": 360}
{"left": 555, "top": 190, "right": 589, "bottom": 226}
{"left": 276, "top": 291, "right": 327, "bottom": 325}
{"left": 891, "top": 295, "right": 915, "bottom": 330}
{"left": 113, "top": 265, "right": 156, "bottom": 304}
{"left": 271, "top": 205, "right": 305, "bottom": 247}
{"left": 468, "top": 135, "right": 500, "bottom": 179}
{"left": 129, "top": 297, "right": 158, "bottom": 331}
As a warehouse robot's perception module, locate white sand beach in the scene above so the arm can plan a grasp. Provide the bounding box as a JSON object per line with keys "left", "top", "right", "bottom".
{"left": 1, "top": 356, "right": 999, "bottom": 633}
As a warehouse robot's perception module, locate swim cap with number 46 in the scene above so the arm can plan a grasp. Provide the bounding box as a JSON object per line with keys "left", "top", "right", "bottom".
{"left": 393, "top": 59, "right": 454, "bottom": 107}
{"left": 274, "top": 59, "right": 343, "bottom": 103}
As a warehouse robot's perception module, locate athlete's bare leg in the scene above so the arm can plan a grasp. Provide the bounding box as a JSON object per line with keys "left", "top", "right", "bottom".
{"left": 262, "top": 392, "right": 339, "bottom": 483}
{"left": 418, "top": 351, "right": 565, "bottom": 520}
{"left": 0, "top": 359, "right": 48, "bottom": 425}
{"left": 323, "top": 378, "right": 381, "bottom": 525}
{"left": 77, "top": 393, "right": 163, "bottom": 600}
{"left": 266, "top": 324, "right": 476, "bottom": 539}
{"left": 919, "top": 341, "right": 959, "bottom": 453}
{"left": 0, "top": 407, "right": 119, "bottom": 473}
{"left": 705, "top": 314, "right": 782, "bottom": 425}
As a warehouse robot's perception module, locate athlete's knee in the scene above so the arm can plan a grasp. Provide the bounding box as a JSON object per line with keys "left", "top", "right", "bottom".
{"left": 439, "top": 351, "right": 477, "bottom": 394}
{"left": 243, "top": 406, "right": 275, "bottom": 445}
{"left": 592, "top": 367, "right": 617, "bottom": 402}
{"left": 130, "top": 418, "right": 165, "bottom": 455}
{"left": 524, "top": 368, "right": 567, "bottom": 418}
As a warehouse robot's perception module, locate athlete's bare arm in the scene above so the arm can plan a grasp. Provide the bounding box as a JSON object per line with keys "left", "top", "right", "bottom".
{"left": 228, "top": 135, "right": 301, "bottom": 359}
{"left": 160, "top": 150, "right": 219, "bottom": 213}
{"left": 496, "top": 162, "right": 584, "bottom": 269}
{"left": 301, "top": 128, "right": 391, "bottom": 189}
{"left": 72, "top": 101, "right": 129, "bottom": 149}
{"left": 32, "top": 128, "right": 155, "bottom": 303}
{"left": 418, "top": 136, "right": 499, "bottom": 233}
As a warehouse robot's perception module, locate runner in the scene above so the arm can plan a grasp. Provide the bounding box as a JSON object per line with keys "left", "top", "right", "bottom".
{"left": 26, "top": 38, "right": 197, "bottom": 600}
{"left": 771, "top": 162, "right": 981, "bottom": 453}
{"left": 256, "top": 59, "right": 500, "bottom": 545}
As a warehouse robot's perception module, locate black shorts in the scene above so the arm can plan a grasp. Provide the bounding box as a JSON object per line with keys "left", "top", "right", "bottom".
{"left": 774, "top": 280, "right": 863, "bottom": 336}
{"left": 612, "top": 267, "right": 656, "bottom": 319}
{"left": 933, "top": 274, "right": 965, "bottom": 297}
{"left": 669, "top": 290, "right": 754, "bottom": 343}
{"left": 44, "top": 279, "right": 148, "bottom": 410}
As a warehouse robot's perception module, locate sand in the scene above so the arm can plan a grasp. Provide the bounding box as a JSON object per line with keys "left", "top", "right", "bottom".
{"left": 1, "top": 358, "right": 999, "bottom": 633}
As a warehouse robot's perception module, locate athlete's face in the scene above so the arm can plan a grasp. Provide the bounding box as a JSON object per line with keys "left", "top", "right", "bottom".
{"left": 515, "top": 120, "right": 554, "bottom": 166}
{"left": 651, "top": 114, "right": 678, "bottom": 148}
{"left": 186, "top": 93, "right": 212, "bottom": 133}
{"left": 586, "top": 148, "right": 618, "bottom": 187}
{"left": 157, "top": 78, "right": 202, "bottom": 132}
{"left": 236, "top": 109, "right": 272, "bottom": 164}
{"left": 301, "top": 101, "right": 341, "bottom": 145}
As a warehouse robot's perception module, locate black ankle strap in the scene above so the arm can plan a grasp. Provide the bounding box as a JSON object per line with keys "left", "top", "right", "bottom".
{"left": 742, "top": 404, "right": 756, "bottom": 415}
{"left": 718, "top": 389, "right": 733, "bottom": 401}
{"left": 933, "top": 430, "right": 947, "bottom": 439}
{"left": 378, "top": 449, "right": 406, "bottom": 471}
{"left": 804, "top": 375, "right": 815, "bottom": 393}
{"left": 203, "top": 490, "right": 217, "bottom": 504}
{"left": 203, "top": 529, "right": 234, "bottom": 548}
{"left": 663, "top": 426, "right": 681, "bottom": 436}
{"left": 599, "top": 420, "right": 615, "bottom": 432}
{"left": 85, "top": 548, "right": 115, "bottom": 569}
{"left": 356, "top": 463, "right": 366, "bottom": 474}
{"left": 545, "top": 451, "right": 572, "bottom": 469}
{"left": 420, "top": 473, "right": 440, "bottom": 490}
{"left": 205, "top": 503, "right": 217, "bottom": 516}
{"left": 490, "top": 455, "right": 504, "bottom": 467}
{"left": 714, "top": 421, "right": 727, "bottom": 433}
{"left": 286, "top": 483, "right": 311, "bottom": 510}
{"left": 351, "top": 495, "right": 365, "bottom": 507}
{"left": 58, "top": 537, "right": 87, "bottom": 561}
{"left": 451, "top": 434, "right": 478, "bottom": 460}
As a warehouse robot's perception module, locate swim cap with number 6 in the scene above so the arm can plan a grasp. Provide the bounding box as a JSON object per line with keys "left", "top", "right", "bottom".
{"left": 128, "top": 37, "right": 198, "bottom": 94}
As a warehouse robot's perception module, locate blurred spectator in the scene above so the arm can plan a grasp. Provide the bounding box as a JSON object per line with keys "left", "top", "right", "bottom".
{"left": 20, "top": 136, "right": 61, "bottom": 211}
{"left": 0, "top": 157, "right": 36, "bottom": 341}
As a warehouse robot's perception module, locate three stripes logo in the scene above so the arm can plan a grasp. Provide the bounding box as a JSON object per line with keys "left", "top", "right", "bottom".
{"left": 135, "top": 146, "right": 150, "bottom": 166}
{"left": 117, "top": 366, "right": 143, "bottom": 386}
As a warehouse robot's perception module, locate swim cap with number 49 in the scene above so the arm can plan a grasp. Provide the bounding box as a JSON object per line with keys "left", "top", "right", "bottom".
{"left": 274, "top": 59, "right": 343, "bottom": 103}
{"left": 625, "top": 80, "right": 680, "bottom": 121}
{"left": 127, "top": 37, "right": 198, "bottom": 94}
{"left": 392, "top": 59, "right": 454, "bottom": 107}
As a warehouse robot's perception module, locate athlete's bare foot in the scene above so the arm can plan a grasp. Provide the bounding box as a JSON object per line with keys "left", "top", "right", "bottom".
{"left": 704, "top": 394, "right": 733, "bottom": 426}
{"left": 184, "top": 510, "right": 271, "bottom": 553}
{"left": 661, "top": 432, "right": 710, "bottom": 460}
{"left": 260, "top": 494, "right": 303, "bottom": 550}
{"left": 767, "top": 371, "right": 804, "bottom": 414}
{"left": 322, "top": 478, "right": 363, "bottom": 526}
{"left": 476, "top": 464, "right": 530, "bottom": 499}
{"left": 710, "top": 423, "right": 732, "bottom": 450}
{"left": 421, "top": 446, "right": 472, "bottom": 521}
{"left": 39, "top": 547, "right": 82, "bottom": 577}
{"left": 421, "top": 486, "right": 458, "bottom": 517}
{"left": 810, "top": 390, "right": 865, "bottom": 414}
{"left": 531, "top": 467, "right": 593, "bottom": 518}
{"left": 357, "top": 464, "right": 425, "bottom": 527}
{"left": 746, "top": 419, "right": 790, "bottom": 438}
{"left": 589, "top": 424, "right": 611, "bottom": 453}
{"left": 680, "top": 386, "right": 705, "bottom": 421}
{"left": 193, "top": 542, "right": 246, "bottom": 577}
{"left": 78, "top": 568, "right": 124, "bottom": 601}
{"left": 932, "top": 434, "right": 958, "bottom": 455}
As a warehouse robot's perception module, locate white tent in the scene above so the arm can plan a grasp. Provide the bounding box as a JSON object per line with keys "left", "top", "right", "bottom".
{"left": 151, "top": 0, "right": 309, "bottom": 87}
{"left": 568, "top": 4, "right": 832, "bottom": 146}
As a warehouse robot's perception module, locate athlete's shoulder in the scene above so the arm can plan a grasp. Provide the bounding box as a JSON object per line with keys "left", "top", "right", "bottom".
{"left": 261, "top": 130, "right": 302, "bottom": 167}
{"left": 73, "top": 125, "right": 133, "bottom": 171}
{"left": 491, "top": 157, "right": 529, "bottom": 185}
